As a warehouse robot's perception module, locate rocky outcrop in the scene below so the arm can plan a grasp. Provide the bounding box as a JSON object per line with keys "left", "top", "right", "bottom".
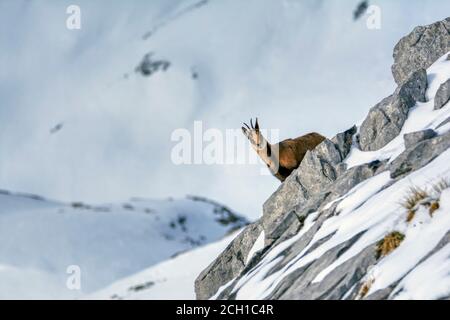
{"left": 194, "top": 222, "right": 262, "bottom": 300}
{"left": 390, "top": 130, "right": 450, "bottom": 179}
{"left": 195, "top": 17, "right": 450, "bottom": 300}
{"left": 435, "top": 79, "right": 450, "bottom": 110}
{"left": 437, "top": 116, "right": 450, "bottom": 129}
{"left": 358, "top": 69, "right": 428, "bottom": 151}
{"left": 403, "top": 129, "right": 437, "bottom": 149}
{"left": 262, "top": 128, "right": 355, "bottom": 246}
{"left": 271, "top": 236, "right": 377, "bottom": 300}
{"left": 392, "top": 17, "right": 450, "bottom": 85}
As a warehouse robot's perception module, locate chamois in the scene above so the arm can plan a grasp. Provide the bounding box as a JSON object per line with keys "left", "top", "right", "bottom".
{"left": 242, "top": 118, "right": 326, "bottom": 182}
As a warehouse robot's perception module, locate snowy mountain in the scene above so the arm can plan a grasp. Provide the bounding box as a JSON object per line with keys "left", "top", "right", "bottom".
{"left": 0, "top": 191, "right": 246, "bottom": 299}
{"left": 90, "top": 230, "right": 240, "bottom": 300}
{"left": 2, "top": 1, "right": 450, "bottom": 301}
{"left": 196, "top": 18, "right": 450, "bottom": 300}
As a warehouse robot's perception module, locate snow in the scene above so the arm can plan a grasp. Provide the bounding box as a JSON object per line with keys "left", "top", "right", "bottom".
{"left": 392, "top": 243, "right": 450, "bottom": 300}
{"left": 0, "top": 192, "right": 245, "bottom": 299}
{"left": 366, "top": 198, "right": 450, "bottom": 297}
{"left": 387, "top": 189, "right": 450, "bottom": 300}
{"left": 210, "top": 278, "right": 235, "bottom": 300}
{"left": 90, "top": 229, "right": 242, "bottom": 300}
{"left": 245, "top": 230, "right": 265, "bottom": 265}
{"left": 222, "top": 52, "right": 450, "bottom": 300}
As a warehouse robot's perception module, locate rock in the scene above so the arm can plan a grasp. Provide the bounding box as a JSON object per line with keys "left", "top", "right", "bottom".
{"left": 194, "top": 222, "right": 262, "bottom": 300}
{"left": 358, "top": 95, "right": 397, "bottom": 151}
{"left": 403, "top": 129, "right": 437, "bottom": 149}
{"left": 359, "top": 69, "right": 428, "bottom": 151}
{"left": 447, "top": 54, "right": 450, "bottom": 61}
{"left": 327, "top": 160, "right": 387, "bottom": 199}
{"left": 261, "top": 174, "right": 309, "bottom": 246}
{"left": 436, "top": 116, "right": 450, "bottom": 129}
{"left": 261, "top": 126, "right": 357, "bottom": 244}
{"left": 296, "top": 139, "right": 343, "bottom": 193}
{"left": 273, "top": 237, "right": 377, "bottom": 300}
{"left": 262, "top": 138, "right": 344, "bottom": 245}
{"left": 331, "top": 125, "right": 357, "bottom": 160}
{"left": 364, "top": 286, "right": 396, "bottom": 300}
{"left": 265, "top": 159, "right": 385, "bottom": 249}
{"left": 435, "top": 79, "right": 450, "bottom": 110}
{"left": 218, "top": 210, "right": 333, "bottom": 300}
{"left": 135, "top": 52, "right": 170, "bottom": 77}
{"left": 394, "top": 68, "right": 428, "bottom": 104}
{"left": 265, "top": 210, "right": 304, "bottom": 246}
{"left": 392, "top": 18, "right": 450, "bottom": 85}
{"left": 390, "top": 130, "right": 450, "bottom": 179}
{"left": 259, "top": 125, "right": 366, "bottom": 246}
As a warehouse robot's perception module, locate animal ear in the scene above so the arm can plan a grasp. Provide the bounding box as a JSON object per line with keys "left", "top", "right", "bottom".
{"left": 242, "top": 126, "right": 248, "bottom": 137}
{"left": 255, "top": 118, "right": 260, "bottom": 132}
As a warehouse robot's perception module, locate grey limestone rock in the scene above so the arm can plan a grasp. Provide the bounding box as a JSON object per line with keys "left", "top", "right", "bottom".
{"left": 435, "top": 79, "right": 450, "bottom": 110}
{"left": 359, "top": 69, "right": 427, "bottom": 151}
{"left": 403, "top": 129, "right": 437, "bottom": 149}
{"left": 390, "top": 130, "right": 450, "bottom": 179}
{"left": 392, "top": 18, "right": 450, "bottom": 85}
{"left": 194, "top": 222, "right": 262, "bottom": 300}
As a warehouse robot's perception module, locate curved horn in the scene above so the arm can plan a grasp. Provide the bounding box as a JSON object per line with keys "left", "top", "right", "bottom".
{"left": 250, "top": 118, "right": 254, "bottom": 129}
{"left": 243, "top": 122, "right": 251, "bottom": 130}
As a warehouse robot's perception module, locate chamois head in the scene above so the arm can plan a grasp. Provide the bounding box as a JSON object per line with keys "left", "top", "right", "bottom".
{"left": 242, "top": 118, "right": 266, "bottom": 151}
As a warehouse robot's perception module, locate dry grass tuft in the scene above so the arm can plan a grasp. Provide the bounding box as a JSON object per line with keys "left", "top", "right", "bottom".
{"left": 401, "top": 186, "right": 429, "bottom": 222}
{"left": 402, "top": 186, "right": 429, "bottom": 211}
{"left": 406, "top": 210, "right": 416, "bottom": 222}
{"left": 359, "top": 283, "right": 370, "bottom": 299}
{"left": 402, "top": 179, "right": 449, "bottom": 222}
{"left": 358, "top": 278, "right": 375, "bottom": 299}
{"left": 377, "top": 231, "right": 405, "bottom": 258}
{"left": 429, "top": 201, "right": 440, "bottom": 216}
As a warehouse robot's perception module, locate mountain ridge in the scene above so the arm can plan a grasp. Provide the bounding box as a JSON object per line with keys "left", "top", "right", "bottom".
{"left": 0, "top": 190, "right": 247, "bottom": 299}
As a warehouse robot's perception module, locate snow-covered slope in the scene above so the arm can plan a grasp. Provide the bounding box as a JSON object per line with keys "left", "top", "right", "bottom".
{"left": 0, "top": 191, "right": 246, "bottom": 299}
{"left": 230, "top": 151, "right": 450, "bottom": 300}
{"left": 90, "top": 230, "right": 241, "bottom": 300}
{"left": 195, "top": 19, "right": 450, "bottom": 300}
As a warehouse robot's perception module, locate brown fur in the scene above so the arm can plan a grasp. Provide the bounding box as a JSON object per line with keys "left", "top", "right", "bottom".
{"left": 242, "top": 119, "right": 326, "bottom": 182}
{"left": 273, "top": 133, "right": 326, "bottom": 181}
